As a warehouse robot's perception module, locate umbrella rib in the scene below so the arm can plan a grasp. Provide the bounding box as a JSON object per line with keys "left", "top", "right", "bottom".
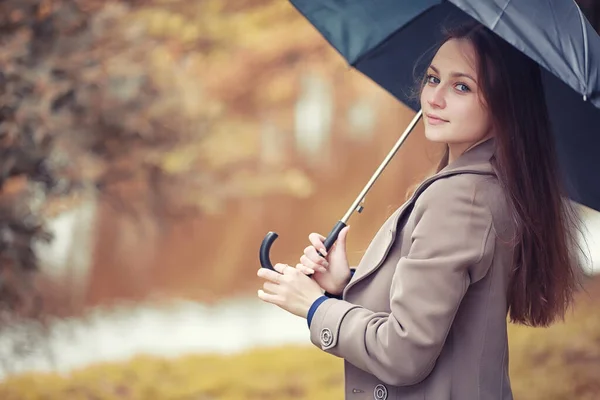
{"left": 490, "top": 0, "right": 512, "bottom": 30}
{"left": 572, "top": 0, "right": 590, "bottom": 100}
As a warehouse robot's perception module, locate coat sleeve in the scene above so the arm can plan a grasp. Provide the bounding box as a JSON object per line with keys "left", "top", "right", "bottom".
{"left": 308, "top": 176, "right": 495, "bottom": 386}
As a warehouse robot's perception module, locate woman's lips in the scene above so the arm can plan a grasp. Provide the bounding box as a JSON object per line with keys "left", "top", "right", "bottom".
{"left": 425, "top": 114, "right": 448, "bottom": 125}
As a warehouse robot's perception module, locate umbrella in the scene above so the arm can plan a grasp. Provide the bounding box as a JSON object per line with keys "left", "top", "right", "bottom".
{"left": 259, "top": 0, "right": 600, "bottom": 270}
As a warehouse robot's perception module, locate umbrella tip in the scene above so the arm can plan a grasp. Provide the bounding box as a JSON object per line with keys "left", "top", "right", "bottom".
{"left": 583, "top": 94, "right": 587, "bottom": 101}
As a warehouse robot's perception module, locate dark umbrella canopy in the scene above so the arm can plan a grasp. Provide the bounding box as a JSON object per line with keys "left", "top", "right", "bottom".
{"left": 290, "top": 0, "right": 600, "bottom": 212}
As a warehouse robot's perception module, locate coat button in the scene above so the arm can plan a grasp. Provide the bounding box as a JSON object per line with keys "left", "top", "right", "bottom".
{"left": 320, "top": 328, "right": 333, "bottom": 347}
{"left": 373, "top": 384, "right": 388, "bottom": 400}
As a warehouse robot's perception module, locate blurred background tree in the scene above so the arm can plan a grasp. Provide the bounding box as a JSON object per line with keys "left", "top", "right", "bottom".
{"left": 0, "top": 0, "right": 323, "bottom": 318}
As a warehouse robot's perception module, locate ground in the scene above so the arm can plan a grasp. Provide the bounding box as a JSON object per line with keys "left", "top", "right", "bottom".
{"left": 0, "top": 276, "right": 598, "bottom": 400}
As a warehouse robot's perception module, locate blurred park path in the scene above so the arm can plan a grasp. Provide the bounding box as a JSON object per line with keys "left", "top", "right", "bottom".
{"left": 0, "top": 296, "right": 310, "bottom": 379}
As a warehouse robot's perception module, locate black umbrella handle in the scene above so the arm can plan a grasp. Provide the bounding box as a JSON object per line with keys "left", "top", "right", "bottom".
{"left": 259, "top": 221, "right": 347, "bottom": 271}
{"left": 259, "top": 232, "right": 279, "bottom": 270}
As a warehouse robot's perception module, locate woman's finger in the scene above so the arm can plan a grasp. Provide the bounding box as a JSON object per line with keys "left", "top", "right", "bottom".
{"left": 303, "top": 245, "right": 329, "bottom": 267}
{"left": 257, "top": 289, "right": 282, "bottom": 305}
{"left": 257, "top": 267, "right": 284, "bottom": 284}
{"left": 300, "top": 255, "right": 326, "bottom": 273}
{"left": 263, "top": 281, "right": 279, "bottom": 294}
{"left": 333, "top": 226, "right": 350, "bottom": 254}
{"left": 295, "top": 263, "right": 315, "bottom": 275}
{"left": 273, "top": 263, "right": 289, "bottom": 275}
{"left": 308, "top": 232, "right": 327, "bottom": 256}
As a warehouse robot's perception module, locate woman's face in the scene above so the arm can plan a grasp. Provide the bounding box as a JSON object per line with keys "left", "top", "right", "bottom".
{"left": 420, "top": 38, "right": 494, "bottom": 160}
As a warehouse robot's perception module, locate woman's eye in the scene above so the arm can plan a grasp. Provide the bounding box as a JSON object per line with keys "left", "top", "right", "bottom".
{"left": 455, "top": 83, "right": 470, "bottom": 92}
{"left": 426, "top": 74, "right": 439, "bottom": 84}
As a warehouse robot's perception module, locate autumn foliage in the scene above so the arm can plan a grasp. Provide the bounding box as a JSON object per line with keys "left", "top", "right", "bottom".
{"left": 0, "top": 0, "right": 334, "bottom": 315}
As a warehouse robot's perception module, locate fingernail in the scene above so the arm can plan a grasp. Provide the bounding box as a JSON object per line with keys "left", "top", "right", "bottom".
{"left": 321, "top": 260, "right": 329, "bottom": 268}
{"left": 321, "top": 248, "right": 328, "bottom": 256}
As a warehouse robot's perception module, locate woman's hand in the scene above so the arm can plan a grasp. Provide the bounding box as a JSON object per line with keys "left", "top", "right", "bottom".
{"left": 257, "top": 263, "right": 324, "bottom": 319}
{"left": 297, "top": 226, "right": 352, "bottom": 295}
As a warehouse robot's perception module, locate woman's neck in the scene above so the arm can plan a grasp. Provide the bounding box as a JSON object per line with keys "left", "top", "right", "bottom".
{"left": 448, "top": 134, "right": 494, "bottom": 164}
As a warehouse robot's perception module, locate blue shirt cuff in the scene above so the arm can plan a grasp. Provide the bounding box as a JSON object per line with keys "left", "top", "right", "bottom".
{"left": 308, "top": 269, "right": 356, "bottom": 327}
{"left": 307, "top": 295, "right": 329, "bottom": 328}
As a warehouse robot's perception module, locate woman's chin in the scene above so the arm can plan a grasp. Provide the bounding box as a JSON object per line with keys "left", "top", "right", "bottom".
{"left": 424, "top": 129, "right": 449, "bottom": 143}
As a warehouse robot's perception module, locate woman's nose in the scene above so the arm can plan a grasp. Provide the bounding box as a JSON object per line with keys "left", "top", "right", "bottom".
{"left": 427, "top": 87, "right": 446, "bottom": 109}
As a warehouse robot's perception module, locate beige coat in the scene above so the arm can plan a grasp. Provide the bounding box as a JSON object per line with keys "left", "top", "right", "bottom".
{"left": 309, "top": 138, "right": 515, "bottom": 400}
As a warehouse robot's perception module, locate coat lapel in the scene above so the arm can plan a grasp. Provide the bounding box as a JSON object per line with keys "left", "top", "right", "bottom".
{"left": 343, "top": 138, "right": 497, "bottom": 297}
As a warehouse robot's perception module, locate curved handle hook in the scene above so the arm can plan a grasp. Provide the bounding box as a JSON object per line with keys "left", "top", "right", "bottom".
{"left": 259, "top": 221, "right": 347, "bottom": 271}
{"left": 259, "top": 232, "right": 278, "bottom": 270}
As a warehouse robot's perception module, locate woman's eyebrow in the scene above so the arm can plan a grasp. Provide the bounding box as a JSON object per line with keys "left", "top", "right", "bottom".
{"left": 429, "top": 64, "right": 477, "bottom": 83}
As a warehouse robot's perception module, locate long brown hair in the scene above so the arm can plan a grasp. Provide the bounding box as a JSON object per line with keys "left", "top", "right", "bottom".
{"left": 419, "top": 22, "right": 587, "bottom": 327}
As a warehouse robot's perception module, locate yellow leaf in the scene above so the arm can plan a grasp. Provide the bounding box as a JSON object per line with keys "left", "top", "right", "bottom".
{"left": 160, "top": 146, "right": 200, "bottom": 174}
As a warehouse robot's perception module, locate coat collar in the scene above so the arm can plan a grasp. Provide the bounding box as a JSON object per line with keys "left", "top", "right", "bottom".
{"left": 343, "top": 137, "right": 497, "bottom": 297}
{"left": 436, "top": 137, "right": 496, "bottom": 177}
{"left": 404, "top": 136, "right": 497, "bottom": 210}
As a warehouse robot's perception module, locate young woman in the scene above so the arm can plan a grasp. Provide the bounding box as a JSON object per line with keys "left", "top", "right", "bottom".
{"left": 256, "top": 22, "right": 585, "bottom": 400}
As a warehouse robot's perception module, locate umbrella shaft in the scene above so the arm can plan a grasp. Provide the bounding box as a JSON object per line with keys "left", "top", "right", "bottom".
{"left": 341, "top": 109, "right": 423, "bottom": 223}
